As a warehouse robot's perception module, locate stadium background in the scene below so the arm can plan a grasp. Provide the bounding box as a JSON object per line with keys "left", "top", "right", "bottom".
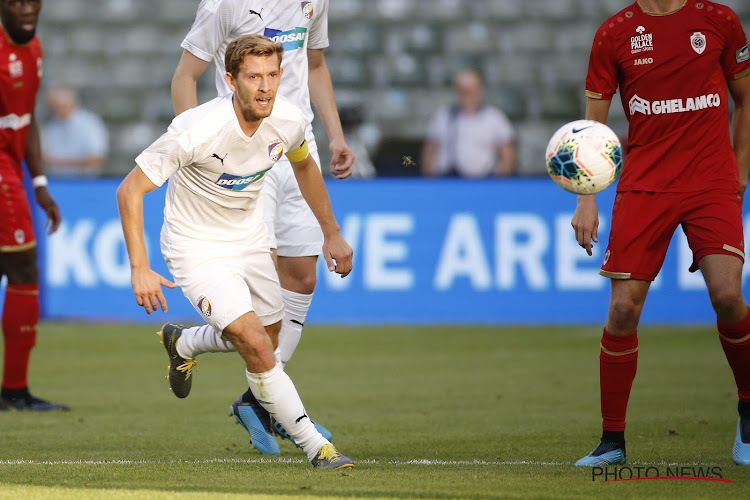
{"left": 21, "top": 0, "right": 750, "bottom": 325}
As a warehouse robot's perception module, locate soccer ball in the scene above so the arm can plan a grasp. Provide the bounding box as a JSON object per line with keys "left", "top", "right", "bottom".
{"left": 545, "top": 120, "right": 623, "bottom": 195}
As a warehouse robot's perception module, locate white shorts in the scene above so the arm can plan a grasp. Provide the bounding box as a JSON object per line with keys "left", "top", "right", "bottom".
{"left": 263, "top": 147, "right": 324, "bottom": 257}
{"left": 161, "top": 233, "right": 284, "bottom": 332}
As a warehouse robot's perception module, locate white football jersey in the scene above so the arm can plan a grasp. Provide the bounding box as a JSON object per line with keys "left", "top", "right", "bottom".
{"left": 181, "top": 0, "right": 328, "bottom": 148}
{"left": 136, "top": 94, "right": 307, "bottom": 243}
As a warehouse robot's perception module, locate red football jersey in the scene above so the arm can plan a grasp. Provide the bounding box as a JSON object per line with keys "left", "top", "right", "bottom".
{"left": 586, "top": 0, "right": 750, "bottom": 192}
{"left": 0, "top": 29, "right": 42, "bottom": 176}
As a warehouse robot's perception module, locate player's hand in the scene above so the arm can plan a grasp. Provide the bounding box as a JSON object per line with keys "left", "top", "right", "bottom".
{"left": 329, "top": 138, "right": 354, "bottom": 180}
{"left": 322, "top": 233, "right": 353, "bottom": 277}
{"left": 131, "top": 267, "right": 178, "bottom": 314}
{"left": 571, "top": 195, "right": 599, "bottom": 256}
{"left": 34, "top": 186, "right": 61, "bottom": 234}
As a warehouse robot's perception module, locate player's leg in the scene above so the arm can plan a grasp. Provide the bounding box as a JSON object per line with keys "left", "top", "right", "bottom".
{"left": 232, "top": 156, "right": 333, "bottom": 445}
{"left": 0, "top": 173, "right": 68, "bottom": 412}
{"left": 700, "top": 254, "right": 750, "bottom": 464}
{"left": 575, "top": 278, "right": 649, "bottom": 466}
{"left": 275, "top": 253, "right": 317, "bottom": 366}
{"left": 684, "top": 188, "right": 750, "bottom": 464}
{"left": 223, "top": 312, "right": 352, "bottom": 468}
{"left": 576, "top": 191, "right": 678, "bottom": 466}
{"left": 0, "top": 248, "right": 68, "bottom": 411}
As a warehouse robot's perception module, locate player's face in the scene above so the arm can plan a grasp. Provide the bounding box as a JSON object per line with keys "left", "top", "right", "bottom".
{"left": 0, "top": 0, "right": 41, "bottom": 45}
{"left": 227, "top": 54, "right": 283, "bottom": 123}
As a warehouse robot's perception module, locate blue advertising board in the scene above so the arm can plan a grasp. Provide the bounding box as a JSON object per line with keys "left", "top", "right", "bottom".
{"left": 29, "top": 178, "right": 750, "bottom": 325}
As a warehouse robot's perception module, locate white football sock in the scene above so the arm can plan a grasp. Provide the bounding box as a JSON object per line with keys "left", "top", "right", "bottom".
{"left": 278, "top": 289, "right": 313, "bottom": 366}
{"left": 176, "top": 324, "right": 235, "bottom": 359}
{"left": 246, "top": 364, "right": 328, "bottom": 461}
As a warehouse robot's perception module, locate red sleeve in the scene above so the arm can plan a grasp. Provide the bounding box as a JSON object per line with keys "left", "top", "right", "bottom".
{"left": 721, "top": 10, "right": 750, "bottom": 81}
{"left": 585, "top": 24, "right": 619, "bottom": 100}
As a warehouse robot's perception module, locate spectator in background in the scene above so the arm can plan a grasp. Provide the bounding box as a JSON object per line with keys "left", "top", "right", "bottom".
{"left": 338, "top": 103, "right": 377, "bottom": 179}
{"left": 421, "top": 69, "right": 516, "bottom": 178}
{"left": 42, "top": 86, "right": 108, "bottom": 178}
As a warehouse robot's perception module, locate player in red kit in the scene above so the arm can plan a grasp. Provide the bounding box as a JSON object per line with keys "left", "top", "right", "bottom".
{"left": 572, "top": 0, "right": 750, "bottom": 465}
{"left": 0, "top": 0, "right": 67, "bottom": 411}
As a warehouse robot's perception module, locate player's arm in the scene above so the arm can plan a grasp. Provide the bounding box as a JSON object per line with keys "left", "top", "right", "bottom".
{"left": 571, "top": 97, "right": 612, "bottom": 255}
{"left": 171, "top": 50, "right": 211, "bottom": 115}
{"left": 288, "top": 145, "right": 352, "bottom": 277}
{"left": 25, "top": 113, "right": 60, "bottom": 234}
{"left": 307, "top": 48, "right": 354, "bottom": 179}
{"left": 116, "top": 167, "right": 177, "bottom": 313}
{"left": 729, "top": 74, "right": 750, "bottom": 199}
{"left": 496, "top": 142, "right": 516, "bottom": 176}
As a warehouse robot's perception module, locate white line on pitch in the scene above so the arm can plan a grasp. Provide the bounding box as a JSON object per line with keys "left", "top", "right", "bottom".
{"left": 0, "top": 459, "right": 720, "bottom": 467}
{"left": 0, "top": 458, "right": 568, "bottom": 466}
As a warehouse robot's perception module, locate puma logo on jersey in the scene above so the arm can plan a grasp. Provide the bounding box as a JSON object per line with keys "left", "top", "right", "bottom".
{"left": 211, "top": 153, "right": 228, "bottom": 166}
{"left": 633, "top": 57, "right": 653, "bottom": 66}
{"left": 249, "top": 8, "right": 263, "bottom": 20}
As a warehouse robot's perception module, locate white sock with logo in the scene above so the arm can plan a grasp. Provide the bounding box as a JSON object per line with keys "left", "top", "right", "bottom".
{"left": 278, "top": 289, "right": 313, "bottom": 366}
{"left": 246, "top": 364, "right": 328, "bottom": 461}
{"left": 176, "top": 325, "right": 235, "bottom": 359}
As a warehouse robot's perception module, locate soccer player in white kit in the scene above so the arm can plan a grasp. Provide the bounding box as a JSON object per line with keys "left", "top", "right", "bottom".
{"left": 116, "top": 34, "right": 354, "bottom": 469}
{"left": 170, "top": 0, "right": 353, "bottom": 454}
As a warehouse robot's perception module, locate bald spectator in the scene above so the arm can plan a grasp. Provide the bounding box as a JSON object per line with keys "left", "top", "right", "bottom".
{"left": 421, "top": 70, "right": 516, "bottom": 178}
{"left": 42, "top": 86, "right": 108, "bottom": 178}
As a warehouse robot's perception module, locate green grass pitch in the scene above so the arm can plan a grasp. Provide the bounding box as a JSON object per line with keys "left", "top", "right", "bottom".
{"left": 1, "top": 322, "right": 750, "bottom": 499}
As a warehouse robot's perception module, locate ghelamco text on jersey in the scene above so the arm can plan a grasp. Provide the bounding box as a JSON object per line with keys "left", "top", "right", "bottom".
{"left": 628, "top": 93, "right": 721, "bottom": 116}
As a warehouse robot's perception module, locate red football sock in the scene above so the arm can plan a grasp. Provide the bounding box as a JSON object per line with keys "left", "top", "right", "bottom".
{"left": 718, "top": 307, "right": 750, "bottom": 402}
{"left": 600, "top": 329, "right": 638, "bottom": 432}
{"left": 2, "top": 284, "right": 39, "bottom": 390}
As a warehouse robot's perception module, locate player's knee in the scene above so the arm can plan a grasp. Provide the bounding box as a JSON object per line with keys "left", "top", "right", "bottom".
{"left": 609, "top": 296, "right": 642, "bottom": 324}
{"left": 709, "top": 285, "right": 744, "bottom": 318}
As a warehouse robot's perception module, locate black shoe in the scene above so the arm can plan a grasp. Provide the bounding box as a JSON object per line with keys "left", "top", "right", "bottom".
{"left": 158, "top": 323, "right": 196, "bottom": 398}
{"left": 0, "top": 394, "right": 70, "bottom": 411}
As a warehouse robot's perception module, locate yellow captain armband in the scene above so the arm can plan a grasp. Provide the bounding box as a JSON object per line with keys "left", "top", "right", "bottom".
{"left": 285, "top": 140, "right": 309, "bottom": 162}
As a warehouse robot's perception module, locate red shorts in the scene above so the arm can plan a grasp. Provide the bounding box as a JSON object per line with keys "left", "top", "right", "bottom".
{"left": 600, "top": 190, "right": 744, "bottom": 281}
{"left": 0, "top": 165, "right": 35, "bottom": 252}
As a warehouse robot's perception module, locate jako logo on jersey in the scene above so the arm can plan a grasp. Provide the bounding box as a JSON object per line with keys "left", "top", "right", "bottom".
{"left": 197, "top": 296, "right": 212, "bottom": 317}
{"left": 264, "top": 27, "right": 307, "bottom": 51}
{"left": 215, "top": 170, "right": 271, "bottom": 190}
{"left": 631, "top": 27, "right": 653, "bottom": 54}
{"left": 268, "top": 141, "right": 283, "bottom": 161}
{"left": 301, "top": 1, "right": 313, "bottom": 19}
{"left": 634, "top": 57, "right": 653, "bottom": 66}
{"left": 691, "top": 32, "right": 706, "bottom": 55}
{"left": 628, "top": 93, "right": 721, "bottom": 116}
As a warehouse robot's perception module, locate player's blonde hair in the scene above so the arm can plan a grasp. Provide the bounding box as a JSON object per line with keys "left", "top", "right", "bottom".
{"left": 225, "top": 34, "right": 284, "bottom": 77}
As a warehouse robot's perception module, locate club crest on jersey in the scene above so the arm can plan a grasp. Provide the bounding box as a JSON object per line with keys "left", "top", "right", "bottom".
{"left": 301, "top": 1, "right": 313, "bottom": 19}
{"left": 268, "top": 141, "right": 283, "bottom": 162}
{"left": 691, "top": 32, "right": 706, "bottom": 55}
{"left": 215, "top": 170, "right": 271, "bottom": 190}
{"left": 8, "top": 53, "right": 22, "bottom": 78}
{"left": 197, "top": 296, "right": 212, "bottom": 317}
{"left": 631, "top": 26, "right": 653, "bottom": 54}
{"left": 264, "top": 27, "right": 308, "bottom": 51}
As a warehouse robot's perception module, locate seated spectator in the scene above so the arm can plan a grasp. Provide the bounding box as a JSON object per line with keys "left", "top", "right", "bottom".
{"left": 42, "top": 86, "right": 108, "bottom": 178}
{"left": 420, "top": 70, "right": 516, "bottom": 178}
